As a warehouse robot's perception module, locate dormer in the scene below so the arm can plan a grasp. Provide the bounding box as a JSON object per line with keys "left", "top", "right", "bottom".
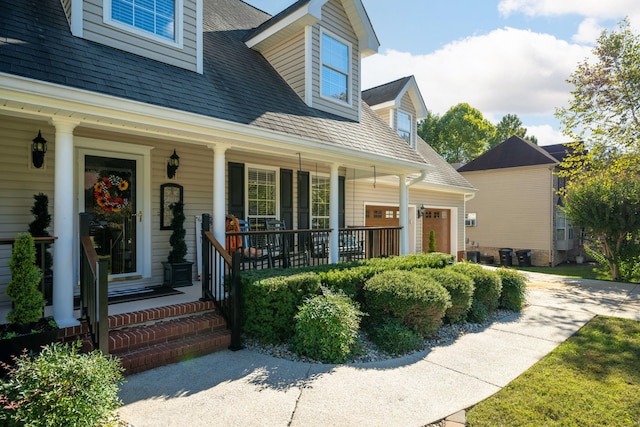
{"left": 244, "top": 0, "right": 379, "bottom": 122}
{"left": 63, "top": 0, "right": 203, "bottom": 73}
{"left": 362, "top": 76, "right": 428, "bottom": 150}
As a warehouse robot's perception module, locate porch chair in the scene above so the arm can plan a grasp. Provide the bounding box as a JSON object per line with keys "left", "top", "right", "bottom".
{"left": 265, "top": 219, "right": 309, "bottom": 268}
{"left": 237, "top": 219, "right": 268, "bottom": 268}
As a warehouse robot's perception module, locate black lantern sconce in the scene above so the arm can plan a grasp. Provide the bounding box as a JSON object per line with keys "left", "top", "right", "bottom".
{"left": 417, "top": 204, "right": 426, "bottom": 219}
{"left": 167, "top": 149, "right": 180, "bottom": 179}
{"left": 32, "top": 130, "right": 47, "bottom": 168}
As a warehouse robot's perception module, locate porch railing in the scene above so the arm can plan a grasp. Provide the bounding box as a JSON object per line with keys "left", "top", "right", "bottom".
{"left": 200, "top": 214, "right": 243, "bottom": 350}
{"left": 79, "top": 213, "right": 109, "bottom": 354}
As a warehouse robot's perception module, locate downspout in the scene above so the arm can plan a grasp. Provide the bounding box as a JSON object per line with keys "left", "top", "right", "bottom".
{"left": 401, "top": 170, "right": 429, "bottom": 255}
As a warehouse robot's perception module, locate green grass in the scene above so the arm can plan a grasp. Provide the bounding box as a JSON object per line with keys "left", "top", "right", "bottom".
{"left": 467, "top": 316, "right": 640, "bottom": 427}
{"left": 509, "top": 263, "right": 611, "bottom": 281}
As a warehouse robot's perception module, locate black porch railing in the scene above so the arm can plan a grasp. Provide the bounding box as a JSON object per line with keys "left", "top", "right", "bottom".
{"left": 79, "top": 213, "right": 109, "bottom": 354}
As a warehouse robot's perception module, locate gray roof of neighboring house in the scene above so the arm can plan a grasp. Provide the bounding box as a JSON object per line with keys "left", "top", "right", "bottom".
{"left": 0, "top": 0, "right": 425, "bottom": 165}
{"left": 541, "top": 143, "right": 571, "bottom": 162}
{"left": 457, "top": 135, "right": 558, "bottom": 172}
{"left": 362, "top": 76, "right": 412, "bottom": 107}
{"left": 415, "top": 137, "right": 475, "bottom": 190}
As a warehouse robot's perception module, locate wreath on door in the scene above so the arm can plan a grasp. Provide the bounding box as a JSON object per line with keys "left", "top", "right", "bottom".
{"left": 93, "top": 175, "right": 130, "bottom": 212}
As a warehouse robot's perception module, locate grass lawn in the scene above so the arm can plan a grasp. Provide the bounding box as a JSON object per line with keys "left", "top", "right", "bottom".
{"left": 466, "top": 316, "right": 640, "bottom": 427}
{"left": 510, "top": 263, "right": 611, "bottom": 281}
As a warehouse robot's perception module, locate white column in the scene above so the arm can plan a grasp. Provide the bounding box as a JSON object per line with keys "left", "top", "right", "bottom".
{"left": 399, "top": 174, "right": 409, "bottom": 255}
{"left": 329, "top": 163, "right": 340, "bottom": 264}
{"left": 51, "top": 118, "right": 80, "bottom": 328}
{"left": 212, "top": 144, "right": 229, "bottom": 245}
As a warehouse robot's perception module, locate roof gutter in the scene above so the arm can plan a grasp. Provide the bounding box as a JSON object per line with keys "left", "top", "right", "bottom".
{"left": 405, "top": 169, "right": 428, "bottom": 187}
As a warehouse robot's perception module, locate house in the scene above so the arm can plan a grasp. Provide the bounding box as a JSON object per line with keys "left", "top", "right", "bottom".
{"left": 458, "top": 135, "right": 578, "bottom": 266}
{"left": 0, "top": 0, "right": 474, "bottom": 338}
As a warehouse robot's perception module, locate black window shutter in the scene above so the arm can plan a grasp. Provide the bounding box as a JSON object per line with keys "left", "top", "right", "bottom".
{"left": 280, "top": 168, "right": 293, "bottom": 229}
{"left": 339, "top": 175, "right": 345, "bottom": 228}
{"left": 297, "top": 171, "right": 310, "bottom": 229}
{"left": 228, "top": 162, "right": 244, "bottom": 219}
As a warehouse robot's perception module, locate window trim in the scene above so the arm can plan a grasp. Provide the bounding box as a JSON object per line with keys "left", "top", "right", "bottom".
{"left": 104, "top": 0, "right": 184, "bottom": 48}
{"left": 465, "top": 212, "right": 477, "bottom": 227}
{"left": 397, "top": 109, "right": 413, "bottom": 147}
{"left": 319, "top": 28, "right": 352, "bottom": 107}
{"left": 310, "top": 173, "right": 330, "bottom": 229}
{"left": 245, "top": 164, "right": 280, "bottom": 224}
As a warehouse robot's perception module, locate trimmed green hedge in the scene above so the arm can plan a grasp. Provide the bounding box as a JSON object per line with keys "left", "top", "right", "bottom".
{"left": 367, "top": 316, "right": 424, "bottom": 355}
{"left": 417, "top": 268, "right": 474, "bottom": 323}
{"left": 363, "top": 270, "right": 451, "bottom": 337}
{"left": 497, "top": 268, "right": 527, "bottom": 312}
{"left": 360, "top": 253, "right": 455, "bottom": 271}
{"left": 448, "top": 263, "right": 502, "bottom": 322}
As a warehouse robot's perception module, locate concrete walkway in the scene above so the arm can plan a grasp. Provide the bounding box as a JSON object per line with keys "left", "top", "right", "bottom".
{"left": 118, "top": 272, "right": 639, "bottom": 427}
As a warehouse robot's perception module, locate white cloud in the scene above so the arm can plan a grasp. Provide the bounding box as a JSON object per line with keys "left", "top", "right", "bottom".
{"left": 524, "top": 124, "right": 568, "bottom": 146}
{"left": 572, "top": 18, "right": 604, "bottom": 44}
{"left": 497, "top": 0, "right": 640, "bottom": 20}
{"left": 362, "top": 27, "right": 592, "bottom": 120}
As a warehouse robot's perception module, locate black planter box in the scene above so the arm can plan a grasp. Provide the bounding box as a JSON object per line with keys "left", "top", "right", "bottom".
{"left": 162, "top": 261, "right": 194, "bottom": 288}
{"left": 0, "top": 322, "right": 60, "bottom": 374}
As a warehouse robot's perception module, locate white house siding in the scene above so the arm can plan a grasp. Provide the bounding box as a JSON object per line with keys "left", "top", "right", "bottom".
{"left": 262, "top": 31, "right": 306, "bottom": 101}
{"left": 462, "top": 165, "right": 554, "bottom": 266}
{"left": 310, "top": 0, "right": 360, "bottom": 121}
{"left": 82, "top": 0, "right": 199, "bottom": 72}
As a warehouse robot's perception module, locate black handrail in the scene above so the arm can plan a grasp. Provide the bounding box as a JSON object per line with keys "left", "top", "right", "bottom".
{"left": 79, "top": 213, "right": 109, "bottom": 354}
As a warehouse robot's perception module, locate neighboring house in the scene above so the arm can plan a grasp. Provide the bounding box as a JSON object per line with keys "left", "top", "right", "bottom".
{"left": 0, "top": 0, "right": 472, "bottom": 328}
{"left": 458, "top": 136, "right": 578, "bottom": 267}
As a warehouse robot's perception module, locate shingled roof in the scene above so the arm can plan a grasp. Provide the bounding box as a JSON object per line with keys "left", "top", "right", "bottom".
{"left": 416, "top": 137, "right": 475, "bottom": 190}
{"left": 0, "top": 0, "right": 425, "bottom": 166}
{"left": 457, "top": 135, "right": 558, "bottom": 172}
{"left": 361, "top": 76, "right": 412, "bottom": 107}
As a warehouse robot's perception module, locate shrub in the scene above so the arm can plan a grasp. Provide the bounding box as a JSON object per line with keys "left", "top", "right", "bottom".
{"left": 292, "top": 291, "right": 363, "bottom": 363}
{"left": 0, "top": 341, "right": 124, "bottom": 427}
{"left": 241, "top": 272, "right": 321, "bottom": 343}
{"left": 449, "top": 263, "right": 502, "bottom": 322}
{"left": 361, "top": 253, "right": 455, "bottom": 270}
{"left": 496, "top": 268, "right": 527, "bottom": 312}
{"left": 318, "top": 265, "right": 380, "bottom": 300}
{"left": 363, "top": 270, "right": 451, "bottom": 337}
{"left": 6, "top": 233, "right": 45, "bottom": 326}
{"left": 428, "top": 230, "right": 436, "bottom": 252}
{"left": 417, "top": 268, "right": 474, "bottom": 323}
{"left": 367, "top": 316, "right": 424, "bottom": 356}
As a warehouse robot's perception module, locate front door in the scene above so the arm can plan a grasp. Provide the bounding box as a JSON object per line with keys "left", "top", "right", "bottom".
{"left": 82, "top": 153, "right": 141, "bottom": 278}
{"left": 422, "top": 209, "right": 451, "bottom": 254}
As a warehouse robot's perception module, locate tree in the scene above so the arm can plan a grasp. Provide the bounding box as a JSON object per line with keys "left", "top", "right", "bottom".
{"left": 488, "top": 114, "right": 538, "bottom": 149}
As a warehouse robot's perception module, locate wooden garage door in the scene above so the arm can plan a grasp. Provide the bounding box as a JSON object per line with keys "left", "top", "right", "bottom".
{"left": 422, "top": 209, "right": 450, "bottom": 254}
{"left": 365, "top": 205, "right": 400, "bottom": 257}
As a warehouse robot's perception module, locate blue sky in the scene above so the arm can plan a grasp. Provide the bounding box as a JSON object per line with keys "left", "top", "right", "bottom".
{"left": 243, "top": 1, "right": 640, "bottom": 145}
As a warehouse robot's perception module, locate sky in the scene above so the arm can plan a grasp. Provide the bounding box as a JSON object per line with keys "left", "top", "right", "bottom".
{"left": 243, "top": 1, "right": 640, "bottom": 146}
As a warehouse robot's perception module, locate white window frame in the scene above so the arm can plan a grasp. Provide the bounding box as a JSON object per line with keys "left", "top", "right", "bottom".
{"left": 465, "top": 212, "right": 477, "bottom": 227}
{"left": 245, "top": 164, "right": 279, "bottom": 227}
{"left": 556, "top": 211, "right": 573, "bottom": 241}
{"left": 104, "top": 0, "right": 184, "bottom": 48}
{"left": 319, "top": 29, "right": 352, "bottom": 106}
{"left": 397, "top": 110, "right": 413, "bottom": 146}
{"left": 311, "top": 173, "right": 330, "bottom": 229}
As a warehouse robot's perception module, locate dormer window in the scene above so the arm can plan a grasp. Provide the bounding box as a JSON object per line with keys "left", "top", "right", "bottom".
{"left": 321, "top": 31, "right": 351, "bottom": 104}
{"left": 106, "top": 0, "right": 183, "bottom": 46}
{"left": 397, "top": 110, "right": 412, "bottom": 145}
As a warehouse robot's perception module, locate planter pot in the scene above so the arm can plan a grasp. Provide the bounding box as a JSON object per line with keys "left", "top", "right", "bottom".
{"left": 162, "top": 261, "right": 194, "bottom": 288}
{"left": 0, "top": 320, "right": 60, "bottom": 373}
{"left": 576, "top": 255, "right": 584, "bottom": 264}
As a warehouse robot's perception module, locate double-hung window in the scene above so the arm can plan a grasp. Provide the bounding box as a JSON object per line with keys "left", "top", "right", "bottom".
{"left": 321, "top": 32, "right": 350, "bottom": 103}
{"left": 247, "top": 167, "right": 277, "bottom": 228}
{"left": 108, "top": 0, "right": 180, "bottom": 43}
{"left": 311, "top": 175, "right": 330, "bottom": 229}
{"left": 397, "top": 111, "right": 412, "bottom": 145}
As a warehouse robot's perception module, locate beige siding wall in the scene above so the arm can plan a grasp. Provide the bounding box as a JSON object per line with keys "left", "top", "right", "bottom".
{"left": 310, "top": 0, "right": 360, "bottom": 121}
{"left": 462, "top": 166, "right": 554, "bottom": 263}
{"left": 61, "top": 0, "right": 72, "bottom": 23}
{"left": 371, "top": 106, "right": 393, "bottom": 127}
{"left": 82, "top": 0, "right": 198, "bottom": 71}
{"left": 262, "top": 31, "right": 306, "bottom": 100}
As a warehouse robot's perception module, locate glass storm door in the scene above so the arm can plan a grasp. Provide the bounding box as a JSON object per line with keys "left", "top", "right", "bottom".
{"left": 84, "top": 155, "right": 138, "bottom": 277}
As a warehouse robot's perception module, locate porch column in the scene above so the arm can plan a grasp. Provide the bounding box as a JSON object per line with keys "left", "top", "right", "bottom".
{"left": 51, "top": 118, "right": 81, "bottom": 328}
{"left": 212, "top": 144, "right": 229, "bottom": 245}
{"left": 329, "top": 163, "right": 340, "bottom": 263}
{"left": 399, "top": 174, "right": 409, "bottom": 255}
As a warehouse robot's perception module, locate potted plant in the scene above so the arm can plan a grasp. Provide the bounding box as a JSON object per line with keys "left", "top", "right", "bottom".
{"left": 28, "top": 193, "right": 53, "bottom": 304}
{"left": 162, "top": 201, "right": 193, "bottom": 287}
{"left": 1, "top": 233, "right": 59, "bottom": 371}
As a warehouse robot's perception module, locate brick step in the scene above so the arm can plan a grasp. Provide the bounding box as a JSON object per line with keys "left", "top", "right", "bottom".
{"left": 108, "top": 300, "right": 217, "bottom": 329}
{"left": 117, "top": 329, "right": 231, "bottom": 375}
{"left": 108, "top": 311, "right": 227, "bottom": 353}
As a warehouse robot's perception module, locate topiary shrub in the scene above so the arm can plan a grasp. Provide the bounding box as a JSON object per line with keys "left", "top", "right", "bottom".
{"left": 363, "top": 270, "right": 451, "bottom": 337}
{"left": 428, "top": 230, "right": 437, "bottom": 252}
{"left": 292, "top": 291, "right": 363, "bottom": 364}
{"left": 6, "top": 233, "right": 45, "bottom": 327}
{"left": 496, "top": 267, "right": 527, "bottom": 312}
{"left": 417, "top": 268, "right": 474, "bottom": 323}
{"left": 242, "top": 272, "right": 321, "bottom": 343}
{"left": 367, "top": 316, "right": 424, "bottom": 356}
{"left": 0, "top": 341, "right": 124, "bottom": 427}
{"left": 449, "top": 263, "right": 502, "bottom": 322}
{"left": 167, "top": 201, "right": 187, "bottom": 263}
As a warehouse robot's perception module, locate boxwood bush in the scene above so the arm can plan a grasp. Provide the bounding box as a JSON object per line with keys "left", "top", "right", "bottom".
{"left": 363, "top": 270, "right": 451, "bottom": 337}
{"left": 242, "top": 272, "right": 321, "bottom": 343}
{"left": 448, "top": 263, "right": 502, "bottom": 322}
{"left": 292, "top": 291, "right": 363, "bottom": 364}
{"left": 360, "top": 252, "right": 455, "bottom": 271}
{"left": 367, "top": 316, "right": 424, "bottom": 356}
{"left": 417, "top": 268, "right": 474, "bottom": 323}
{"left": 496, "top": 268, "right": 527, "bottom": 312}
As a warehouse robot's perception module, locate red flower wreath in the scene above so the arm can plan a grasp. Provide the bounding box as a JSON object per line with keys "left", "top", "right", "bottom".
{"left": 93, "top": 175, "right": 129, "bottom": 212}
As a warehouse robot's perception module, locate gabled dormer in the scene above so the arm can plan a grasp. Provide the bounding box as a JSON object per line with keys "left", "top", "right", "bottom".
{"left": 244, "top": 0, "right": 379, "bottom": 122}
{"left": 62, "top": 0, "right": 203, "bottom": 73}
{"left": 362, "top": 76, "right": 428, "bottom": 150}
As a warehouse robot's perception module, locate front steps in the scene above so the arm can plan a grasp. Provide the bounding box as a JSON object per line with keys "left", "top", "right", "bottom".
{"left": 60, "top": 301, "right": 231, "bottom": 375}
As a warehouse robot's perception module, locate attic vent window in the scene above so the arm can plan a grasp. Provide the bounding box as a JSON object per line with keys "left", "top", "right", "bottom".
{"left": 110, "top": 0, "right": 176, "bottom": 41}
{"left": 321, "top": 32, "right": 350, "bottom": 103}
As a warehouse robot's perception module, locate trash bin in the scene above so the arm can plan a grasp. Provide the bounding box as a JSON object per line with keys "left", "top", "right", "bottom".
{"left": 516, "top": 249, "right": 532, "bottom": 267}
{"left": 499, "top": 248, "right": 513, "bottom": 266}
{"left": 466, "top": 251, "right": 480, "bottom": 263}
